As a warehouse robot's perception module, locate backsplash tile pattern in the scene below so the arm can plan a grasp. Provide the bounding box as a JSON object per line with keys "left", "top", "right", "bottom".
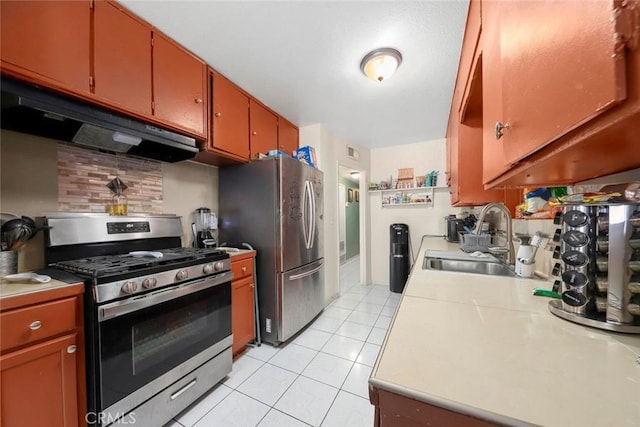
{"left": 58, "top": 144, "right": 163, "bottom": 213}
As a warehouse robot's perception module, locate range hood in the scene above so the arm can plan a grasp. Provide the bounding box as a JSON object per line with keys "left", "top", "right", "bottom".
{"left": 0, "top": 77, "right": 199, "bottom": 163}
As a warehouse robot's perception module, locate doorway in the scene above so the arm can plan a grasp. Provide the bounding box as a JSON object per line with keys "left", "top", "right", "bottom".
{"left": 338, "top": 165, "right": 361, "bottom": 293}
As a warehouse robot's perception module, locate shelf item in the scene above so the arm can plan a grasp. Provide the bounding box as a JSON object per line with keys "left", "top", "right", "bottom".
{"left": 369, "top": 186, "right": 449, "bottom": 193}
{"left": 369, "top": 186, "right": 449, "bottom": 208}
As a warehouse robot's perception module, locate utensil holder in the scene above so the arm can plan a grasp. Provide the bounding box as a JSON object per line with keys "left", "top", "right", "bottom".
{"left": 0, "top": 251, "right": 18, "bottom": 277}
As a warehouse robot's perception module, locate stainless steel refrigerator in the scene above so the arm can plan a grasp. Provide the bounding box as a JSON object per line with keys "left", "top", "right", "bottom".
{"left": 219, "top": 156, "right": 324, "bottom": 345}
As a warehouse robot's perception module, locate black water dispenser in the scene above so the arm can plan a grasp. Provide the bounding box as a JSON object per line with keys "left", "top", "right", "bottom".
{"left": 390, "top": 224, "right": 409, "bottom": 293}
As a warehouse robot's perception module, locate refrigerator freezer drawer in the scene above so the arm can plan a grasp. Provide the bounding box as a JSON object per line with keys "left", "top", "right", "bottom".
{"left": 278, "top": 259, "right": 325, "bottom": 342}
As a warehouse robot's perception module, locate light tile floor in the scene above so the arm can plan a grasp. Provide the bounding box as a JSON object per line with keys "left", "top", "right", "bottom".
{"left": 166, "top": 256, "right": 399, "bottom": 427}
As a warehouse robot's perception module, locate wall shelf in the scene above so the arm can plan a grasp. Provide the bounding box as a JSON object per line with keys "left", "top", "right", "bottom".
{"left": 369, "top": 186, "right": 449, "bottom": 208}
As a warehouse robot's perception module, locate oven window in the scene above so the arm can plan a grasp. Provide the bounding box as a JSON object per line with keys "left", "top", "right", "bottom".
{"left": 99, "top": 281, "right": 231, "bottom": 409}
{"left": 132, "top": 299, "right": 211, "bottom": 374}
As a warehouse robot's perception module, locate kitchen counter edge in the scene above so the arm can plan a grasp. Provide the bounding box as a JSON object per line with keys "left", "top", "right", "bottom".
{"left": 369, "top": 235, "right": 640, "bottom": 427}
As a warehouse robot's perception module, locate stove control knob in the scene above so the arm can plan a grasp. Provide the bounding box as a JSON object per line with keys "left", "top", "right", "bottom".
{"left": 214, "top": 261, "right": 225, "bottom": 272}
{"left": 142, "top": 277, "right": 157, "bottom": 289}
{"left": 121, "top": 281, "right": 138, "bottom": 294}
{"left": 176, "top": 270, "right": 189, "bottom": 282}
{"left": 203, "top": 263, "right": 214, "bottom": 274}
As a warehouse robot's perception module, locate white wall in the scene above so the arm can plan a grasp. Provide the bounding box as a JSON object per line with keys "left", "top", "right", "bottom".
{"left": 369, "top": 138, "right": 458, "bottom": 285}
{"left": 300, "top": 124, "right": 371, "bottom": 303}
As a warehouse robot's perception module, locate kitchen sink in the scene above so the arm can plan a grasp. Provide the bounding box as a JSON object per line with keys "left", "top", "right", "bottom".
{"left": 423, "top": 256, "right": 517, "bottom": 277}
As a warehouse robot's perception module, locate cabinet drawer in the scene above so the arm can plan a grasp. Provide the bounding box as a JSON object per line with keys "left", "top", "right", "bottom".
{"left": 1, "top": 297, "right": 77, "bottom": 352}
{"left": 231, "top": 258, "right": 253, "bottom": 281}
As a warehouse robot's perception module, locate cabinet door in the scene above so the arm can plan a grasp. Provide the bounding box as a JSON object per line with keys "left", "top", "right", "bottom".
{"left": 482, "top": 0, "right": 510, "bottom": 183}
{"left": 0, "top": 1, "right": 90, "bottom": 95}
{"left": 152, "top": 32, "right": 207, "bottom": 137}
{"left": 211, "top": 72, "right": 250, "bottom": 159}
{"left": 249, "top": 100, "right": 279, "bottom": 160}
{"left": 0, "top": 334, "right": 78, "bottom": 427}
{"left": 93, "top": 0, "right": 152, "bottom": 116}
{"left": 278, "top": 117, "right": 299, "bottom": 157}
{"left": 232, "top": 276, "right": 255, "bottom": 355}
{"left": 498, "top": 0, "right": 627, "bottom": 166}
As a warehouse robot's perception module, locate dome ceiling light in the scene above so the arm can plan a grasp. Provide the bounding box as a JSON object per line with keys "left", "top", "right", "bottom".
{"left": 360, "top": 47, "right": 403, "bottom": 83}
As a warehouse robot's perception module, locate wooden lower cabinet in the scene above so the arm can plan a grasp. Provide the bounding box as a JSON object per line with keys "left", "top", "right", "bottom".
{"left": 0, "top": 285, "right": 85, "bottom": 427}
{"left": 370, "top": 387, "right": 501, "bottom": 427}
{"left": 1, "top": 334, "right": 78, "bottom": 427}
{"left": 230, "top": 252, "right": 256, "bottom": 356}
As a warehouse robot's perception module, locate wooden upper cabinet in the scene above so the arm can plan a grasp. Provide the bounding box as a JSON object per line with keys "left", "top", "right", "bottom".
{"left": 210, "top": 72, "right": 250, "bottom": 160}
{"left": 152, "top": 32, "right": 207, "bottom": 137}
{"left": 481, "top": 0, "right": 509, "bottom": 183}
{"left": 0, "top": 0, "right": 90, "bottom": 95}
{"left": 484, "top": 0, "right": 631, "bottom": 184}
{"left": 446, "top": 0, "right": 515, "bottom": 207}
{"left": 278, "top": 117, "right": 299, "bottom": 157}
{"left": 93, "top": 0, "right": 152, "bottom": 116}
{"left": 249, "top": 100, "right": 278, "bottom": 160}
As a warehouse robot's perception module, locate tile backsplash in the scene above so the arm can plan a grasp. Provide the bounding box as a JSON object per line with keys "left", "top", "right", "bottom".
{"left": 58, "top": 144, "right": 163, "bottom": 213}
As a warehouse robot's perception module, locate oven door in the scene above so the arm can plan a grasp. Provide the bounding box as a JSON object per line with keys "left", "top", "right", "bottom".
{"left": 97, "top": 271, "right": 232, "bottom": 419}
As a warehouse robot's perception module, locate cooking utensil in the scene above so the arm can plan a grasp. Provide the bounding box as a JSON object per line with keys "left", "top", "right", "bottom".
{"left": 1, "top": 272, "right": 51, "bottom": 283}
{"left": 1, "top": 219, "right": 31, "bottom": 250}
{"left": 0, "top": 215, "right": 46, "bottom": 251}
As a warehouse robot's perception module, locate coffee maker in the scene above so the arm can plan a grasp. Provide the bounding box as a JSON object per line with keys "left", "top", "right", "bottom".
{"left": 192, "top": 207, "right": 216, "bottom": 248}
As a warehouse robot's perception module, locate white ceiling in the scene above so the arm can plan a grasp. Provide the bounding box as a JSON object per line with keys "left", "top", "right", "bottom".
{"left": 120, "top": 0, "right": 470, "bottom": 148}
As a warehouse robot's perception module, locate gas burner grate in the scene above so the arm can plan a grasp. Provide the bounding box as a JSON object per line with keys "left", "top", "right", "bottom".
{"left": 54, "top": 247, "right": 228, "bottom": 277}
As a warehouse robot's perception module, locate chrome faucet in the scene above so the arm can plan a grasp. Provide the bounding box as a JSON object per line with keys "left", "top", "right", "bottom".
{"left": 474, "top": 202, "right": 515, "bottom": 266}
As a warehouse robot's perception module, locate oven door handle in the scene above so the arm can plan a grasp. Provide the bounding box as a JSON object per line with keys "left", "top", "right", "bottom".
{"left": 98, "top": 271, "right": 233, "bottom": 322}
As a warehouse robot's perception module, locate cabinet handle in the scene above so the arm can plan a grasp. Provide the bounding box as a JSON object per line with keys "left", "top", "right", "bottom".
{"left": 215, "top": 112, "right": 222, "bottom": 117}
{"left": 250, "top": 283, "right": 255, "bottom": 289}
{"left": 29, "top": 321, "right": 42, "bottom": 331}
{"left": 195, "top": 98, "right": 203, "bottom": 104}
{"left": 67, "top": 345, "right": 77, "bottom": 354}
{"left": 252, "top": 131, "right": 257, "bottom": 136}
{"left": 241, "top": 267, "right": 247, "bottom": 273}
{"left": 495, "top": 122, "right": 510, "bottom": 140}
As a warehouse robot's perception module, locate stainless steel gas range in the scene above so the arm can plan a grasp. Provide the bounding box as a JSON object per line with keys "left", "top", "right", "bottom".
{"left": 43, "top": 213, "right": 233, "bottom": 427}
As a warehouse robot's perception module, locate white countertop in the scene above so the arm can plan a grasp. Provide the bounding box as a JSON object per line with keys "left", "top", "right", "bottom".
{"left": 370, "top": 236, "right": 640, "bottom": 426}
{"left": 0, "top": 277, "right": 82, "bottom": 300}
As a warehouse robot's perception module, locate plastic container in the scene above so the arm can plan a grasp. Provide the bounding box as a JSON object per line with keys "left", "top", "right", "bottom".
{"left": 459, "top": 232, "right": 492, "bottom": 252}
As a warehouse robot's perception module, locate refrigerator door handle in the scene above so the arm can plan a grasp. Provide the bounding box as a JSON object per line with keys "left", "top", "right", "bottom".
{"left": 308, "top": 180, "right": 316, "bottom": 249}
{"left": 289, "top": 263, "right": 324, "bottom": 281}
{"left": 304, "top": 180, "right": 313, "bottom": 249}
{"left": 302, "top": 180, "right": 310, "bottom": 249}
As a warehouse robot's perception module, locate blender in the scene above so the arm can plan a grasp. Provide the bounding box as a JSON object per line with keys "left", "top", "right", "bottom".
{"left": 192, "top": 207, "right": 216, "bottom": 248}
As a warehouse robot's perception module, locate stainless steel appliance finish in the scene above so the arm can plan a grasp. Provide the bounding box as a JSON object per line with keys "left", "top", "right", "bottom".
{"left": 1, "top": 77, "right": 198, "bottom": 163}
{"left": 559, "top": 205, "right": 597, "bottom": 316}
{"left": 44, "top": 212, "right": 183, "bottom": 247}
{"left": 219, "top": 156, "right": 325, "bottom": 345}
{"left": 44, "top": 214, "right": 233, "bottom": 426}
{"left": 550, "top": 203, "right": 640, "bottom": 333}
{"left": 445, "top": 217, "right": 464, "bottom": 242}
